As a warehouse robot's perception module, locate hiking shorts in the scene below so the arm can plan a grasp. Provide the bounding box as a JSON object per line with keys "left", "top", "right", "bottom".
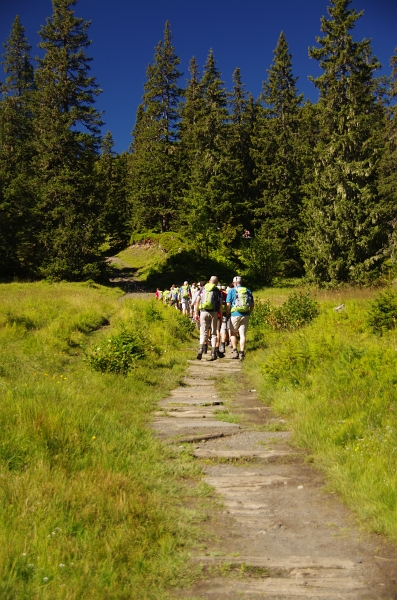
{"left": 200, "top": 311, "right": 218, "bottom": 345}
{"left": 220, "top": 315, "right": 230, "bottom": 334}
{"left": 181, "top": 299, "right": 190, "bottom": 309}
{"left": 230, "top": 315, "right": 250, "bottom": 337}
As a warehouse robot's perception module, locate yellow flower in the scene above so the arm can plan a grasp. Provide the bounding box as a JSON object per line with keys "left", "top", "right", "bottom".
{"left": 92, "top": 436, "right": 96, "bottom": 440}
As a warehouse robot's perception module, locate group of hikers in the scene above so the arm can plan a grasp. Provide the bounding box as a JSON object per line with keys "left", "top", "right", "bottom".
{"left": 155, "top": 276, "right": 254, "bottom": 361}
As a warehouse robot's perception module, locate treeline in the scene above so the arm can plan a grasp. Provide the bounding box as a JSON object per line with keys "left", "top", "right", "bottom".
{"left": 0, "top": 0, "right": 396, "bottom": 285}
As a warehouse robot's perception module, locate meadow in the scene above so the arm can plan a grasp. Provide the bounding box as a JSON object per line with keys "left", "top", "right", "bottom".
{"left": 246, "top": 285, "right": 397, "bottom": 541}
{"left": 0, "top": 282, "right": 200, "bottom": 599}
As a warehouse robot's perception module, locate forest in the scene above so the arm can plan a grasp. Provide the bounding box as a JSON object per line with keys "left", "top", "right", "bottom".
{"left": 0, "top": 0, "right": 396, "bottom": 287}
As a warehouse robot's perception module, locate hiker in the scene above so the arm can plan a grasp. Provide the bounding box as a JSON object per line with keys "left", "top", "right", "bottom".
{"left": 191, "top": 281, "right": 203, "bottom": 329}
{"left": 226, "top": 276, "right": 254, "bottom": 361}
{"left": 180, "top": 281, "right": 191, "bottom": 316}
{"left": 218, "top": 285, "right": 229, "bottom": 358}
{"left": 155, "top": 288, "right": 163, "bottom": 301}
{"left": 163, "top": 288, "right": 171, "bottom": 305}
{"left": 190, "top": 282, "right": 198, "bottom": 319}
{"left": 195, "top": 276, "right": 222, "bottom": 361}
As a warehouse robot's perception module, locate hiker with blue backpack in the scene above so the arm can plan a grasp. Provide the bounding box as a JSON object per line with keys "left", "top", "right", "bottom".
{"left": 195, "top": 276, "right": 223, "bottom": 361}
{"left": 226, "top": 276, "right": 254, "bottom": 361}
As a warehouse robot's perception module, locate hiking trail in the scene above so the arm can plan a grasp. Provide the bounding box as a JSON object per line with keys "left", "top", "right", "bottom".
{"left": 153, "top": 351, "right": 397, "bottom": 600}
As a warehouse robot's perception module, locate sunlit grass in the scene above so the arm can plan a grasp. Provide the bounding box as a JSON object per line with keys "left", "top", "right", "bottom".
{"left": 0, "top": 282, "right": 201, "bottom": 598}
{"left": 245, "top": 287, "right": 397, "bottom": 541}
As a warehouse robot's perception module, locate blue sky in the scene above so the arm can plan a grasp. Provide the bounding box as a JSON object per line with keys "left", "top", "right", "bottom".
{"left": 1, "top": 0, "right": 396, "bottom": 153}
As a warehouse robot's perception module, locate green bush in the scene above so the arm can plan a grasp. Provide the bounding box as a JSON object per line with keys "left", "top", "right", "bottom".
{"left": 88, "top": 329, "right": 145, "bottom": 374}
{"left": 367, "top": 288, "right": 397, "bottom": 335}
{"left": 251, "top": 292, "right": 319, "bottom": 332}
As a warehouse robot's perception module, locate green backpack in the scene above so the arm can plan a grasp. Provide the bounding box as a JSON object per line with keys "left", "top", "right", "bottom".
{"left": 231, "top": 287, "right": 251, "bottom": 314}
{"left": 199, "top": 283, "right": 217, "bottom": 311}
{"left": 181, "top": 285, "right": 190, "bottom": 299}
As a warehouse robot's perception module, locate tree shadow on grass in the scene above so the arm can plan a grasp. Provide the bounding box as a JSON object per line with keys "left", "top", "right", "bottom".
{"left": 145, "top": 249, "right": 238, "bottom": 288}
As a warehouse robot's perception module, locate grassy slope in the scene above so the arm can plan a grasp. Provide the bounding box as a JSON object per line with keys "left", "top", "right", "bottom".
{"left": 0, "top": 282, "right": 200, "bottom": 599}
{"left": 245, "top": 286, "right": 397, "bottom": 541}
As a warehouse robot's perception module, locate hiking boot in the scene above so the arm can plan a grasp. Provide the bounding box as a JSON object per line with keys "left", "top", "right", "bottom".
{"left": 197, "top": 346, "right": 203, "bottom": 360}
{"left": 219, "top": 342, "right": 225, "bottom": 354}
{"left": 209, "top": 349, "right": 218, "bottom": 361}
{"left": 231, "top": 349, "right": 239, "bottom": 359}
{"left": 203, "top": 344, "right": 208, "bottom": 355}
{"left": 239, "top": 351, "right": 245, "bottom": 361}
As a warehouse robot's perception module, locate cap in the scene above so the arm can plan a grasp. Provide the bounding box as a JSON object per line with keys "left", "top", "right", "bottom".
{"left": 233, "top": 276, "right": 242, "bottom": 283}
{"left": 184, "top": 281, "right": 188, "bottom": 285}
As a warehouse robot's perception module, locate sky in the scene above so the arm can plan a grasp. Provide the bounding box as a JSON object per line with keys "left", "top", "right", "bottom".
{"left": 0, "top": 0, "right": 396, "bottom": 153}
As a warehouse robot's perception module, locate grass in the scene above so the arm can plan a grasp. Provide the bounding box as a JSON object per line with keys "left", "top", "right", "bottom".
{"left": 245, "top": 285, "right": 397, "bottom": 542}
{"left": 0, "top": 282, "right": 203, "bottom": 599}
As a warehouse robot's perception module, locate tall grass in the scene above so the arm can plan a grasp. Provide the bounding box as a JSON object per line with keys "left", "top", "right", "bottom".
{"left": 0, "top": 282, "right": 199, "bottom": 599}
{"left": 246, "top": 288, "right": 397, "bottom": 541}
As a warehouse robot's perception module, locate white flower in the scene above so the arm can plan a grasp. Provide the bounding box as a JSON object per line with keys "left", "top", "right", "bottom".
{"left": 43, "top": 577, "right": 49, "bottom": 582}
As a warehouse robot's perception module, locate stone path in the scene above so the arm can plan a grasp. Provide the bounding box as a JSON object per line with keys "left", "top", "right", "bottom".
{"left": 153, "top": 352, "right": 397, "bottom": 600}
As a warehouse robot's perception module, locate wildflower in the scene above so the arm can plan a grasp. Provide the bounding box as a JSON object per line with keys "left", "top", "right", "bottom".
{"left": 92, "top": 436, "right": 96, "bottom": 440}
{"left": 59, "top": 563, "right": 65, "bottom": 568}
{"left": 28, "top": 564, "right": 34, "bottom": 568}
{"left": 43, "top": 577, "right": 49, "bottom": 582}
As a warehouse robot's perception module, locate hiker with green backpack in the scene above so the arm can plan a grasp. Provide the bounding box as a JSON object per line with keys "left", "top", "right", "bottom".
{"left": 226, "top": 276, "right": 254, "bottom": 360}
{"left": 195, "top": 276, "right": 223, "bottom": 361}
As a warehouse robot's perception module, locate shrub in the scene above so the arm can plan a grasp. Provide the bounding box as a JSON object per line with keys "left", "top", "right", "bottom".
{"left": 251, "top": 292, "right": 319, "bottom": 332}
{"left": 367, "top": 288, "right": 397, "bottom": 335}
{"left": 88, "top": 329, "right": 145, "bottom": 374}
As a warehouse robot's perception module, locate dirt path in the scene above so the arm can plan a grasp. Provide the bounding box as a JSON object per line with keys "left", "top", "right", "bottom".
{"left": 153, "top": 351, "right": 397, "bottom": 600}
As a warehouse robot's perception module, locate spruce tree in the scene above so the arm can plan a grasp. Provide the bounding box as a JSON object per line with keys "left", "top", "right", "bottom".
{"left": 378, "top": 47, "right": 397, "bottom": 264}
{"left": 32, "top": 0, "right": 104, "bottom": 280}
{"left": 228, "top": 68, "right": 257, "bottom": 236}
{"left": 96, "top": 131, "right": 130, "bottom": 252}
{"left": 251, "top": 31, "right": 304, "bottom": 274}
{"left": 182, "top": 50, "right": 240, "bottom": 255}
{"left": 129, "top": 21, "right": 182, "bottom": 232}
{"left": 300, "top": 0, "right": 386, "bottom": 285}
{"left": 0, "top": 15, "right": 36, "bottom": 277}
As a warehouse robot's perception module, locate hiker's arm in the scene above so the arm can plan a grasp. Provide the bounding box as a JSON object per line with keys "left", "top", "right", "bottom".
{"left": 226, "top": 302, "right": 231, "bottom": 318}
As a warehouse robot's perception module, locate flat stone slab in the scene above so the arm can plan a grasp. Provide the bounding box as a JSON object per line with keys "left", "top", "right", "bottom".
{"left": 153, "top": 419, "right": 240, "bottom": 429}
{"left": 192, "top": 449, "right": 292, "bottom": 459}
{"left": 195, "top": 554, "right": 357, "bottom": 570}
{"left": 205, "top": 474, "right": 289, "bottom": 487}
{"left": 183, "top": 378, "right": 214, "bottom": 386}
{"left": 189, "top": 575, "right": 364, "bottom": 598}
{"left": 155, "top": 410, "right": 218, "bottom": 419}
{"left": 159, "top": 399, "right": 224, "bottom": 406}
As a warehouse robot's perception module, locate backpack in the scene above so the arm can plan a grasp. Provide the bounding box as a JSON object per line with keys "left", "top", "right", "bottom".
{"left": 163, "top": 290, "right": 170, "bottom": 303}
{"left": 181, "top": 285, "right": 190, "bottom": 299}
{"left": 199, "top": 283, "right": 217, "bottom": 311}
{"left": 231, "top": 287, "right": 251, "bottom": 314}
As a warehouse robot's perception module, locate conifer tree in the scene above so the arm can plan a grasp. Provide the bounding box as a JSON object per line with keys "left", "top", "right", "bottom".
{"left": 129, "top": 21, "right": 182, "bottom": 232}
{"left": 251, "top": 32, "right": 304, "bottom": 274}
{"left": 0, "top": 15, "right": 36, "bottom": 277}
{"left": 96, "top": 131, "right": 130, "bottom": 252}
{"left": 228, "top": 68, "right": 257, "bottom": 233}
{"left": 378, "top": 47, "right": 397, "bottom": 264}
{"left": 32, "top": 0, "right": 104, "bottom": 280}
{"left": 300, "top": 0, "right": 386, "bottom": 285}
{"left": 183, "top": 50, "right": 240, "bottom": 255}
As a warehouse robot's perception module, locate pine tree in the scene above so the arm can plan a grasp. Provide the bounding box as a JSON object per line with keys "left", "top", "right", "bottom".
{"left": 32, "top": 0, "right": 104, "bottom": 280}
{"left": 96, "top": 131, "right": 130, "bottom": 252}
{"left": 0, "top": 15, "right": 36, "bottom": 277}
{"left": 300, "top": 0, "right": 386, "bottom": 285}
{"left": 129, "top": 21, "right": 183, "bottom": 232}
{"left": 251, "top": 31, "right": 304, "bottom": 274}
